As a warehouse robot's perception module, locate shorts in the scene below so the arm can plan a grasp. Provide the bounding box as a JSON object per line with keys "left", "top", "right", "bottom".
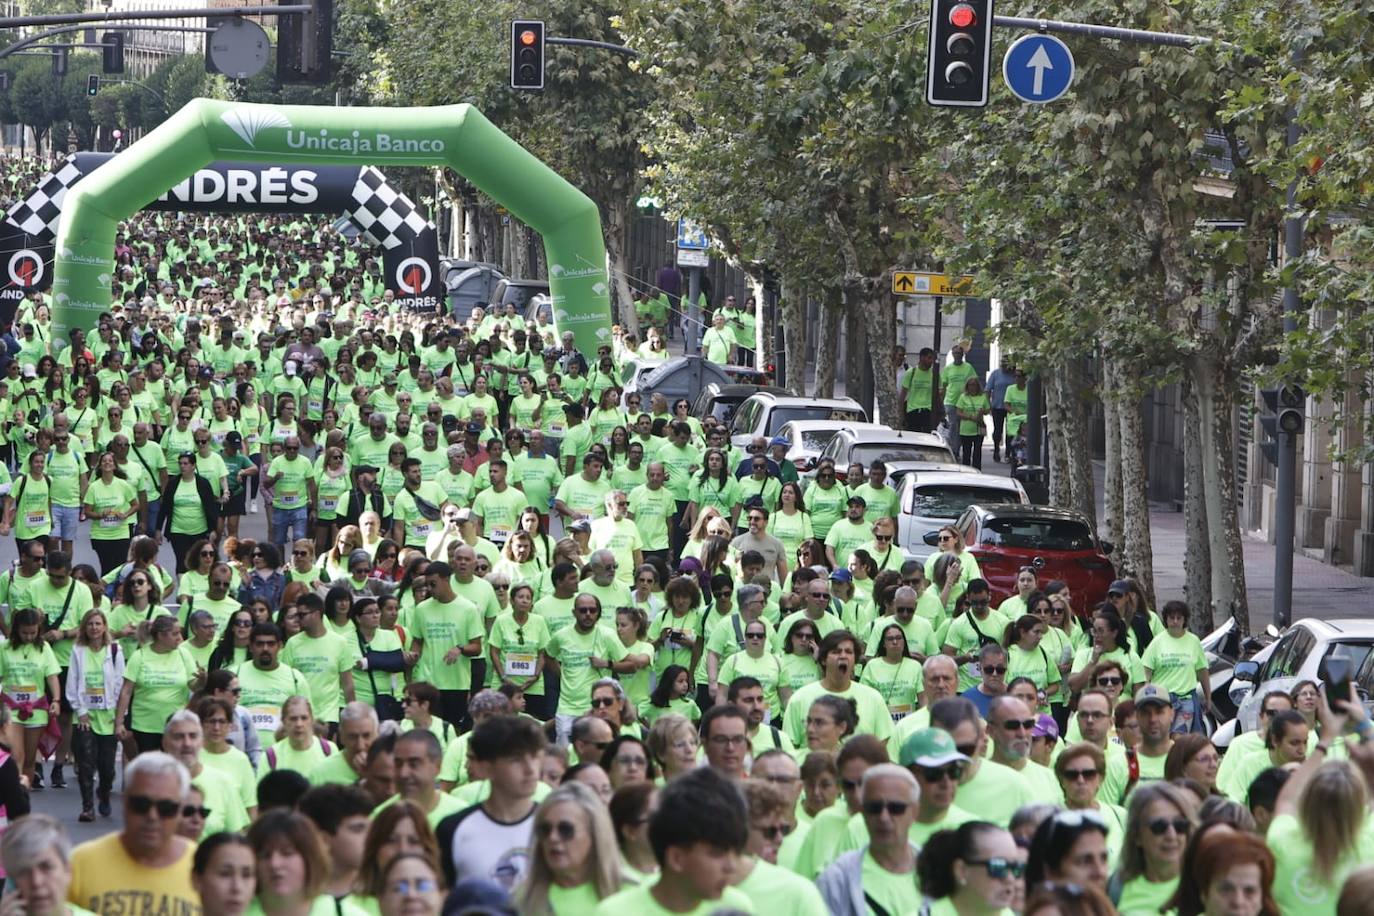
{"left": 224, "top": 489, "right": 247, "bottom": 518}
{"left": 52, "top": 505, "right": 80, "bottom": 540}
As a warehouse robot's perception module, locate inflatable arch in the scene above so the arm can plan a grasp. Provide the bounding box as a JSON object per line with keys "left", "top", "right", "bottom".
{"left": 51, "top": 99, "right": 613, "bottom": 353}
{"left": 0, "top": 151, "right": 444, "bottom": 325}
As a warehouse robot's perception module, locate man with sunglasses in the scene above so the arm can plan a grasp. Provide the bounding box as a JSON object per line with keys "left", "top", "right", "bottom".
{"left": 930, "top": 696, "right": 1031, "bottom": 829}
{"left": 0, "top": 539, "right": 46, "bottom": 625}
{"left": 862, "top": 585, "right": 940, "bottom": 669}
{"left": 959, "top": 643, "right": 1010, "bottom": 718}
{"left": 732, "top": 780, "right": 827, "bottom": 915}
{"left": 818, "top": 764, "right": 922, "bottom": 916}
{"left": 986, "top": 695, "right": 1064, "bottom": 803}
{"left": 67, "top": 751, "right": 200, "bottom": 915}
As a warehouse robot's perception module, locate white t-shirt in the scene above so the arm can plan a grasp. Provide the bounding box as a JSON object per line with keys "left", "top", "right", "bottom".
{"left": 437, "top": 801, "right": 536, "bottom": 893}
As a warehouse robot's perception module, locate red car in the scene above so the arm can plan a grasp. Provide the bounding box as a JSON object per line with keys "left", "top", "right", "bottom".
{"left": 925, "top": 504, "right": 1117, "bottom": 616}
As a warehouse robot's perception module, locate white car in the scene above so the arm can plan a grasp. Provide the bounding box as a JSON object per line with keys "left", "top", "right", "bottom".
{"left": 815, "top": 427, "right": 956, "bottom": 483}
{"left": 893, "top": 469, "right": 1028, "bottom": 561}
{"left": 775, "top": 419, "right": 889, "bottom": 475}
{"left": 728, "top": 393, "right": 868, "bottom": 450}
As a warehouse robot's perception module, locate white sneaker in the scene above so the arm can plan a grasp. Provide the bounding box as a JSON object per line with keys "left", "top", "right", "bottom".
{"left": 250, "top": 499, "right": 258, "bottom": 514}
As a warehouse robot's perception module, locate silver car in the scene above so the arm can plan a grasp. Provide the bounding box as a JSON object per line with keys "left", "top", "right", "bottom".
{"left": 892, "top": 469, "right": 1028, "bottom": 561}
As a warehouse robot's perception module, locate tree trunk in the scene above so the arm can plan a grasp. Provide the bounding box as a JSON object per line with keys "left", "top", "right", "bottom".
{"left": 511, "top": 222, "right": 532, "bottom": 282}
{"left": 844, "top": 296, "right": 863, "bottom": 406}
{"left": 1061, "top": 359, "right": 1098, "bottom": 525}
{"left": 814, "top": 300, "right": 839, "bottom": 399}
{"left": 1191, "top": 353, "right": 1249, "bottom": 634}
{"left": 603, "top": 197, "right": 639, "bottom": 338}
{"left": 861, "top": 291, "right": 901, "bottom": 424}
{"left": 1045, "top": 362, "right": 1073, "bottom": 508}
{"left": 780, "top": 281, "right": 806, "bottom": 393}
{"left": 1102, "top": 363, "right": 1124, "bottom": 550}
{"left": 1181, "top": 375, "right": 1214, "bottom": 635}
{"left": 1114, "top": 367, "right": 1156, "bottom": 604}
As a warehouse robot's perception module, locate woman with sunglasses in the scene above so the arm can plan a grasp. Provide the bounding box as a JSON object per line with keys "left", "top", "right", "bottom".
{"left": 718, "top": 616, "right": 785, "bottom": 719}
{"left": 286, "top": 539, "right": 319, "bottom": 589}
{"left": 84, "top": 450, "right": 140, "bottom": 575}
{"left": 237, "top": 542, "right": 285, "bottom": 613}
{"left": 159, "top": 453, "right": 219, "bottom": 574}
{"left": 1051, "top": 743, "right": 1125, "bottom": 867}
{"left": 1026, "top": 592, "right": 1075, "bottom": 730}
{"left": 108, "top": 568, "right": 168, "bottom": 660}
{"left": 1111, "top": 781, "right": 1198, "bottom": 916}
{"left": 778, "top": 617, "right": 821, "bottom": 712}
{"left": 860, "top": 623, "right": 922, "bottom": 722}
{"left": 210, "top": 609, "right": 256, "bottom": 672}
{"left": 916, "top": 820, "right": 1025, "bottom": 915}
{"left": 312, "top": 446, "right": 350, "bottom": 552}
{"left": 516, "top": 781, "right": 629, "bottom": 916}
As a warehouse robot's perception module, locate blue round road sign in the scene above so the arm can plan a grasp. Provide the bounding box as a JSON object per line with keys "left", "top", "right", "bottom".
{"left": 1002, "top": 34, "right": 1075, "bottom": 104}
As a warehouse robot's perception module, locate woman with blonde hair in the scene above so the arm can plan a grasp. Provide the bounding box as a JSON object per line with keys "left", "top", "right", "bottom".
{"left": 516, "top": 781, "right": 629, "bottom": 916}
{"left": 1111, "top": 781, "right": 1199, "bottom": 915}
{"left": 317, "top": 525, "right": 362, "bottom": 582}
{"left": 286, "top": 539, "right": 319, "bottom": 589}
{"left": 66, "top": 608, "right": 123, "bottom": 822}
{"left": 355, "top": 800, "right": 440, "bottom": 908}
{"left": 646, "top": 713, "right": 698, "bottom": 781}
{"left": 1269, "top": 694, "right": 1374, "bottom": 916}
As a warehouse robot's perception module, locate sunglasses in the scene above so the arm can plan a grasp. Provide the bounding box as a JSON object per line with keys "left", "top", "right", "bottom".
{"left": 129, "top": 795, "right": 181, "bottom": 818}
{"left": 1148, "top": 817, "right": 1191, "bottom": 836}
{"left": 920, "top": 764, "right": 965, "bottom": 783}
{"left": 1060, "top": 767, "right": 1100, "bottom": 783}
{"left": 875, "top": 534, "right": 892, "bottom": 542}
{"left": 183, "top": 805, "right": 212, "bottom": 819}
{"left": 200, "top": 550, "right": 215, "bottom": 557}
{"left": 745, "top": 632, "right": 766, "bottom": 640}
{"left": 863, "top": 801, "right": 910, "bottom": 817}
{"left": 293, "top": 550, "right": 309, "bottom": 556}
{"left": 968, "top": 857, "right": 1026, "bottom": 880}
{"left": 537, "top": 820, "right": 578, "bottom": 841}
{"left": 756, "top": 823, "right": 794, "bottom": 840}
{"left": 1096, "top": 676, "right": 1123, "bottom": 687}
{"left": 1000, "top": 718, "right": 1037, "bottom": 731}
{"left": 590, "top": 696, "right": 617, "bottom": 708}
{"left": 982, "top": 665, "right": 1007, "bottom": 676}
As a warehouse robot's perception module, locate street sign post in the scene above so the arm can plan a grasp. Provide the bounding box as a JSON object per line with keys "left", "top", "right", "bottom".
{"left": 1002, "top": 34, "right": 1074, "bottom": 103}
{"left": 893, "top": 271, "right": 975, "bottom": 297}
{"left": 676, "top": 218, "right": 708, "bottom": 250}
{"left": 676, "top": 248, "right": 708, "bottom": 268}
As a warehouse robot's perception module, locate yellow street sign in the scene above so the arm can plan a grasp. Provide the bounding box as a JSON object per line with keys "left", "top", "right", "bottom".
{"left": 892, "top": 271, "right": 975, "bottom": 297}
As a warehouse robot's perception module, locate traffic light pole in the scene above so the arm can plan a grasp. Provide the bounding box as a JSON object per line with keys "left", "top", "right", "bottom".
{"left": 1, "top": 24, "right": 211, "bottom": 61}
{"left": 990, "top": 15, "right": 1221, "bottom": 49}
{"left": 1273, "top": 73, "right": 1304, "bottom": 631}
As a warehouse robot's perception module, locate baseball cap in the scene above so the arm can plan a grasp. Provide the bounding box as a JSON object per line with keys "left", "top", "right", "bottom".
{"left": 21, "top": 365, "right": 36, "bottom": 379}
{"left": 1108, "top": 579, "right": 1131, "bottom": 597}
{"left": 769, "top": 435, "right": 790, "bottom": 448}
{"left": 451, "top": 507, "right": 474, "bottom": 523}
{"left": 383, "top": 373, "right": 398, "bottom": 385}
{"left": 354, "top": 464, "right": 380, "bottom": 475}
{"left": 198, "top": 366, "right": 214, "bottom": 379}
{"left": 1032, "top": 714, "right": 1060, "bottom": 739}
{"left": 569, "top": 518, "right": 592, "bottom": 533}
{"left": 899, "top": 727, "right": 971, "bottom": 768}
{"left": 224, "top": 431, "right": 243, "bottom": 448}
{"left": 846, "top": 495, "right": 867, "bottom": 507}
{"left": 464, "top": 422, "right": 483, "bottom": 435}
{"left": 829, "top": 569, "right": 853, "bottom": 583}
{"left": 1133, "top": 683, "right": 1171, "bottom": 708}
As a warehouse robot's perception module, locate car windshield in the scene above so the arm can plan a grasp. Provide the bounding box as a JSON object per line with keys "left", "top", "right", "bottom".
{"left": 800, "top": 429, "right": 842, "bottom": 452}
{"left": 766, "top": 406, "right": 865, "bottom": 435}
{"left": 979, "top": 518, "right": 1095, "bottom": 551}
{"left": 850, "top": 444, "right": 952, "bottom": 466}
{"left": 911, "top": 485, "right": 1018, "bottom": 519}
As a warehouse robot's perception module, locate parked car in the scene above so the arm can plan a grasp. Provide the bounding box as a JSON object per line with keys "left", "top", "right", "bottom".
{"left": 728, "top": 393, "right": 867, "bottom": 450}
{"left": 693, "top": 383, "right": 795, "bottom": 428}
{"left": 922, "top": 505, "right": 1116, "bottom": 611}
{"left": 894, "top": 469, "right": 1028, "bottom": 562}
{"left": 1224, "top": 618, "right": 1374, "bottom": 738}
{"left": 813, "top": 428, "right": 956, "bottom": 482}
{"left": 776, "top": 419, "right": 890, "bottom": 474}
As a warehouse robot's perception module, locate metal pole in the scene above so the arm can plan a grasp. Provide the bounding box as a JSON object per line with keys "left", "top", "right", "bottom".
{"left": 931, "top": 296, "right": 943, "bottom": 426}
{"left": 991, "top": 15, "right": 1221, "bottom": 48}
{"left": 0, "top": 5, "right": 306, "bottom": 28}
{"left": 1273, "top": 88, "right": 1303, "bottom": 630}
{"left": 686, "top": 266, "right": 702, "bottom": 356}
{"left": 545, "top": 36, "right": 637, "bottom": 58}
{"left": 1026, "top": 373, "right": 1043, "bottom": 466}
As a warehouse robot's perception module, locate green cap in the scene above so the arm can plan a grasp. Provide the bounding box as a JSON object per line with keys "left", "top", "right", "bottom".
{"left": 899, "top": 727, "right": 971, "bottom": 768}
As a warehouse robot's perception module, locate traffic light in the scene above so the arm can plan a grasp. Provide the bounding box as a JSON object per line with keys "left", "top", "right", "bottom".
{"left": 1258, "top": 384, "right": 1305, "bottom": 465}
{"left": 102, "top": 32, "right": 125, "bottom": 74}
{"left": 277, "top": 0, "right": 333, "bottom": 84}
{"left": 926, "top": 0, "right": 995, "bottom": 107}
{"left": 87, "top": 74, "right": 100, "bottom": 96}
{"left": 510, "top": 20, "right": 545, "bottom": 90}
{"left": 52, "top": 48, "right": 68, "bottom": 76}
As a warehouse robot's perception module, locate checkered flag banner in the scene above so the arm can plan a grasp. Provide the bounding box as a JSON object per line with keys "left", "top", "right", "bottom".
{"left": 5, "top": 156, "right": 82, "bottom": 237}
{"left": 345, "top": 166, "right": 433, "bottom": 250}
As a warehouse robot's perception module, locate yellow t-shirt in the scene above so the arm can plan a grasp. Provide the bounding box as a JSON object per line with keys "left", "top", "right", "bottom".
{"left": 68, "top": 832, "right": 200, "bottom": 915}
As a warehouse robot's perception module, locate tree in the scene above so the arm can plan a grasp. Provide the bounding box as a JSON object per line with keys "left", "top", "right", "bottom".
{"left": 11, "top": 57, "right": 66, "bottom": 154}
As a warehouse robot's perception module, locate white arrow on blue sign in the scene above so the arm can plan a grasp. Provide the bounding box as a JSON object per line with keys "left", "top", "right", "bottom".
{"left": 1002, "top": 34, "right": 1075, "bottom": 104}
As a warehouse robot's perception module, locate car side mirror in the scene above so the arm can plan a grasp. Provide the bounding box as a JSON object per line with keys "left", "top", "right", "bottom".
{"left": 1099, "top": 539, "right": 1115, "bottom": 556}
{"left": 1233, "top": 660, "right": 1260, "bottom": 682}
{"left": 923, "top": 530, "right": 942, "bottom": 547}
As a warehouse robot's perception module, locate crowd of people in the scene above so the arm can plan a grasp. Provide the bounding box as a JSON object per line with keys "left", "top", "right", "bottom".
{"left": 0, "top": 153, "right": 1369, "bottom": 916}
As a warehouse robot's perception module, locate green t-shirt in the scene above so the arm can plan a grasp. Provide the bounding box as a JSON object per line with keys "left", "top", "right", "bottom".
{"left": 234, "top": 661, "right": 310, "bottom": 744}
{"left": 942, "top": 361, "right": 977, "bottom": 405}
{"left": 30, "top": 576, "right": 93, "bottom": 667}
{"left": 718, "top": 649, "right": 784, "bottom": 716}
{"left": 547, "top": 882, "right": 601, "bottom": 916}
{"left": 534, "top": 593, "right": 577, "bottom": 635}
{"left": 1006, "top": 642, "right": 1063, "bottom": 711}
{"left": 169, "top": 477, "right": 208, "bottom": 534}
{"left": 202, "top": 745, "right": 259, "bottom": 815}
{"left": 487, "top": 611, "right": 551, "bottom": 695}
{"left": 804, "top": 481, "right": 848, "bottom": 540}
{"left": 860, "top": 850, "right": 920, "bottom": 916}
{"left": 942, "top": 609, "right": 1010, "bottom": 691}
{"left": 281, "top": 630, "right": 355, "bottom": 723}
{"left": 903, "top": 365, "right": 934, "bottom": 410}
{"left": 392, "top": 482, "right": 449, "bottom": 547}
{"left": 782, "top": 679, "right": 893, "bottom": 747}
{"left": 472, "top": 485, "right": 528, "bottom": 545}
{"left": 859, "top": 656, "right": 923, "bottom": 720}
{"left": 411, "top": 595, "right": 484, "bottom": 690}
{"left": 593, "top": 883, "right": 754, "bottom": 916}
{"left": 954, "top": 760, "right": 1032, "bottom": 828}
{"left": 0, "top": 641, "right": 60, "bottom": 726}
{"left": 12, "top": 473, "right": 52, "bottom": 540}
{"left": 766, "top": 508, "right": 813, "bottom": 561}
{"left": 736, "top": 859, "right": 826, "bottom": 916}
{"left": 555, "top": 474, "right": 611, "bottom": 519}
{"left": 268, "top": 454, "right": 313, "bottom": 512}
{"left": 547, "top": 624, "right": 627, "bottom": 716}
{"left": 76, "top": 645, "right": 117, "bottom": 734}
{"left": 193, "top": 765, "right": 249, "bottom": 837}
{"left": 86, "top": 476, "right": 138, "bottom": 541}
{"left": 627, "top": 484, "right": 675, "bottom": 552}
{"left": 588, "top": 516, "right": 642, "bottom": 585}
{"left": 46, "top": 447, "right": 84, "bottom": 508}
{"left": 823, "top": 517, "right": 870, "bottom": 567}
{"left": 1268, "top": 811, "right": 1374, "bottom": 916}
{"left": 848, "top": 482, "right": 899, "bottom": 524}
{"left": 353, "top": 626, "right": 401, "bottom": 707}
{"left": 1140, "top": 630, "right": 1207, "bottom": 696}
{"left": 1117, "top": 874, "right": 1179, "bottom": 916}
{"left": 654, "top": 441, "right": 701, "bottom": 501}
{"left": 125, "top": 645, "right": 198, "bottom": 733}
{"left": 511, "top": 453, "right": 562, "bottom": 512}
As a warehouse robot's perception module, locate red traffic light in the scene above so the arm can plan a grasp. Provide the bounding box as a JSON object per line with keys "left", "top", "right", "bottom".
{"left": 519, "top": 29, "right": 537, "bottom": 46}
{"left": 948, "top": 3, "right": 976, "bottom": 28}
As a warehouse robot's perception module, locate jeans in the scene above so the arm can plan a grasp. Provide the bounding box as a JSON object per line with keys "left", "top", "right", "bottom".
{"left": 272, "top": 506, "right": 309, "bottom": 550}
{"left": 74, "top": 728, "right": 116, "bottom": 811}
{"left": 960, "top": 433, "right": 985, "bottom": 470}
{"left": 991, "top": 408, "right": 1008, "bottom": 454}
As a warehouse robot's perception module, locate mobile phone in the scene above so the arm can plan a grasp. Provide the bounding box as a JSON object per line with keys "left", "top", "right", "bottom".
{"left": 1328, "top": 655, "right": 1352, "bottom": 707}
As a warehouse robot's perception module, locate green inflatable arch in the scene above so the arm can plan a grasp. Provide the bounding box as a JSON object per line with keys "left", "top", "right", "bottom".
{"left": 51, "top": 98, "right": 613, "bottom": 353}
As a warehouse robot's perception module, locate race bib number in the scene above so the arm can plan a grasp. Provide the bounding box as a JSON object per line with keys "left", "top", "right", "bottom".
{"left": 504, "top": 652, "right": 537, "bottom": 677}
{"left": 24, "top": 511, "right": 47, "bottom": 528}
{"left": 320, "top": 496, "right": 338, "bottom": 513}
{"left": 9, "top": 685, "right": 36, "bottom": 704}
{"left": 249, "top": 707, "right": 280, "bottom": 732}
{"left": 308, "top": 398, "right": 323, "bottom": 414}
{"left": 99, "top": 513, "right": 124, "bottom": 528}
{"left": 84, "top": 686, "right": 108, "bottom": 710}
{"left": 211, "top": 429, "right": 227, "bottom": 446}
{"left": 549, "top": 420, "right": 566, "bottom": 434}
{"left": 888, "top": 704, "right": 913, "bottom": 720}
{"left": 280, "top": 491, "right": 301, "bottom": 506}
{"left": 409, "top": 522, "right": 432, "bottom": 540}
{"left": 490, "top": 525, "right": 512, "bottom": 544}
{"left": 966, "top": 662, "right": 982, "bottom": 680}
